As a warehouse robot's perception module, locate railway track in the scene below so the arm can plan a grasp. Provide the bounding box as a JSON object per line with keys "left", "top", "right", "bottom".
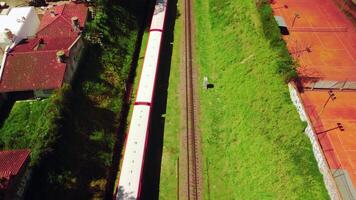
{"left": 183, "top": 0, "right": 202, "bottom": 198}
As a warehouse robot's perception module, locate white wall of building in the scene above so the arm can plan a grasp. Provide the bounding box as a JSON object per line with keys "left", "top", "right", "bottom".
{"left": 0, "top": 6, "right": 40, "bottom": 80}
{"left": 0, "top": 7, "right": 40, "bottom": 48}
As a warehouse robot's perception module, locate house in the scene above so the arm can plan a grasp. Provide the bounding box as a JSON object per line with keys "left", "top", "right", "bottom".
{"left": 0, "top": 7, "right": 40, "bottom": 104}
{"left": 0, "top": 3, "right": 88, "bottom": 97}
{"left": 0, "top": 7, "right": 40, "bottom": 67}
{"left": 0, "top": 149, "right": 30, "bottom": 200}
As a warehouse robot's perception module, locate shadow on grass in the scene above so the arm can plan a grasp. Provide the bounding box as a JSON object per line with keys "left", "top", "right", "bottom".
{"left": 139, "top": 0, "right": 178, "bottom": 199}
{"left": 104, "top": 1, "right": 152, "bottom": 199}
{"left": 25, "top": 2, "right": 149, "bottom": 198}
{"left": 24, "top": 47, "right": 119, "bottom": 200}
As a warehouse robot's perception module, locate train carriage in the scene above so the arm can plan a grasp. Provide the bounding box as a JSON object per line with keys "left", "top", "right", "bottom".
{"left": 116, "top": 0, "right": 168, "bottom": 199}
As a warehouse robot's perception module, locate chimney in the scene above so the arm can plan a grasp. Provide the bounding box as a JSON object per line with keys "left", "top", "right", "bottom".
{"left": 50, "top": 10, "right": 56, "bottom": 17}
{"left": 3, "top": 28, "right": 14, "bottom": 41}
{"left": 71, "top": 16, "right": 80, "bottom": 32}
{"left": 56, "top": 50, "right": 65, "bottom": 63}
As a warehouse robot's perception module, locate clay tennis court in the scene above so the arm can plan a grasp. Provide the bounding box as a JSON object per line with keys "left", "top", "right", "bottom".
{"left": 273, "top": 0, "right": 356, "bottom": 197}
{"left": 301, "top": 91, "right": 356, "bottom": 189}
{"left": 273, "top": 0, "right": 356, "bottom": 87}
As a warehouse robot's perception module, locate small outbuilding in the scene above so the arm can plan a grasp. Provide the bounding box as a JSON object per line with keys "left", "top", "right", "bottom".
{"left": 0, "top": 149, "right": 30, "bottom": 200}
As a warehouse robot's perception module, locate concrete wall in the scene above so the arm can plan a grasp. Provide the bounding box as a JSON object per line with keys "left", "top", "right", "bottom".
{"left": 288, "top": 83, "right": 341, "bottom": 200}
{"left": 34, "top": 89, "right": 53, "bottom": 98}
{"left": 15, "top": 7, "right": 40, "bottom": 46}
{"left": 64, "top": 36, "right": 85, "bottom": 83}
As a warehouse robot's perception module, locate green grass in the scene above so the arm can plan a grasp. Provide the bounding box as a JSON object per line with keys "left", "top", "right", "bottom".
{"left": 158, "top": 1, "right": 182, "bottom": 199}
{"left": 194, "top": 0, "right": 328, "bottom": 199}
{"left": 0, "top": 94, "right": 63, "bottom": 167}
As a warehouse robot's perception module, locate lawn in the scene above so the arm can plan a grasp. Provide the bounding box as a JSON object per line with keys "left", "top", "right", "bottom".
{"left": 158, "top": 0, "right": 182, "bottom": 199}
{"left": 193, "top": 0, "right": 329, "bottom": 199}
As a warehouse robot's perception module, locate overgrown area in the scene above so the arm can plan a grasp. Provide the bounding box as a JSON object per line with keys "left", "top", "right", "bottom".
{"left": 27, "top": 2, "right": 143, "bottom": 199}
{"left": 194, "top": 0, "right": 328, "bottom": 199}
{"left": 0, "top": 0, "right": 144, "bottom": 199}
{"left": 0, "top": 89, "right": 68, "bottom": 167}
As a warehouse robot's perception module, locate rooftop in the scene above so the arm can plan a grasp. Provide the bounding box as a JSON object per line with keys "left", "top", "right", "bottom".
{"left": 37, "top": 3, "right": 87, "bottom": 39}
{"left": 0, "top": 3, "right": 88, "bottom": 92}
{"left": 0, "top": 6, "right": 40, "bottom": 73}
{"left": 0, "top": 149, "right": 30, "bottom": 190}
{"left": 0, "top": 6, "right": 39, "bottom": 46}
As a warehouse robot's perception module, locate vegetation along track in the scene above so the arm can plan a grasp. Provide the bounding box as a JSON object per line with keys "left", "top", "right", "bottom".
{"left": 183, "top": 0, "right": 202, "bottom": 198}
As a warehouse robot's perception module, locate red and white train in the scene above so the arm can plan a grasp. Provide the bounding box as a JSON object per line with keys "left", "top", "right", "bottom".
{"left": 116, "top": 0, "right": 168, "bottom": 199}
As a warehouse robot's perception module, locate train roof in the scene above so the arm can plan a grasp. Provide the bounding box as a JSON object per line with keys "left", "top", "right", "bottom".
{"left": 150, "top": 0, "right": 168, "bottom": 30}
{"left": 117, "top": 105, "right": 151, "bottom": 199}
{"left": 135, "top": 31, "right": 162, "bottom": 103}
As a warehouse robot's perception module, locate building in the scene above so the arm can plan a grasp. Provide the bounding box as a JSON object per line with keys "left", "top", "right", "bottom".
{"left": 0, "top": 149, "right": 30, "bottom": 200}
{"left": 0, "top": 3, "right": 88, "bottom": 97}
{"left": 0, "top": 7, "right": 40, "bottom": 68}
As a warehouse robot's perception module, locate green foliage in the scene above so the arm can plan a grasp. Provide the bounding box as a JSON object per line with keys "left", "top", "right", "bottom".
{"left": 22, "top": 1, "right": 142, "bottom": 199}
{"left": 194, "top": 0, "right": 328, "bottom": 199}
{"left": 0, "top": 86, "right": 71, "bottom": 167}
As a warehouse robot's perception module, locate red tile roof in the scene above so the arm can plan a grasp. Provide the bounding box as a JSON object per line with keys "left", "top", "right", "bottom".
{"left": 0, "top": 3, "right": 88, "bottom": 92}
{"left": 38, "top": 3, "right": 87, "bottom": 37}
{"left": 0, "top": 50, "right": 67, "bottom": 92}
{"left": 0, "top": 149, "right": 30, "bottom": 190}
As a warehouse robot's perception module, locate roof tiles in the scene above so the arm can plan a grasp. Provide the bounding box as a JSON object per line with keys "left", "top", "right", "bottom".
{"left": 0, "top": 3, "right": 88, "bottom": 92}
{"left": 0, "top": 149, "right": 30, "bottom": 190}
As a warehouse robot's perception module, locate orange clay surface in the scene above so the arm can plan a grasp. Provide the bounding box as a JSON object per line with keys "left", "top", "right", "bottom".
{"left": 301, "top": 91, "right": 356, "bottom": 187}
{"left": 272, "top": 0, "right": 356, "bottom": 84}
{"left": 272, "top": 0, "right": 356, "bottom": 189}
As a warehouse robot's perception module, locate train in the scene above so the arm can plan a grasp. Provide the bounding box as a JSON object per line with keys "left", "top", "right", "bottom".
{"left": 115, "top": 0, "right": 168, "bottom": 199}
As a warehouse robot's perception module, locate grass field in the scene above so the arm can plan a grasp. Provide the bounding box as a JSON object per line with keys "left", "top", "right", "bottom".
{"left": 193, "top": 0, "right": 329, "bottom": 199}
{"left": 158, "top": 1, "right": 182, "bottom": 199}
